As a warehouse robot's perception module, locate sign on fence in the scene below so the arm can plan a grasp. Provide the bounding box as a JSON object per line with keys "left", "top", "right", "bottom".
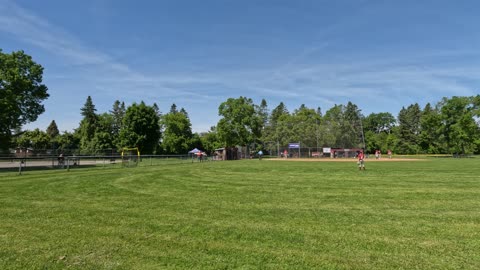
{"left": 288, "top": 143, "right": 300, "bottom": 149}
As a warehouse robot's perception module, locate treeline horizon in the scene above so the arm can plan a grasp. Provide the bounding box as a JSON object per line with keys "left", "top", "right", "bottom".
{"left": 3, "top": 49, "right": 479, "bottom": 155}
{"left": 11, "top": 95, "right": 480, "bottom": 155}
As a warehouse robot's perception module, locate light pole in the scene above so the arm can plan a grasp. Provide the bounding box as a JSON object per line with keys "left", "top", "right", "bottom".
{"left": 358, "top": 110, "right": 366, "bottom": 150}
{"left": 316, "top": 118, "right": 319, "bottom": 152}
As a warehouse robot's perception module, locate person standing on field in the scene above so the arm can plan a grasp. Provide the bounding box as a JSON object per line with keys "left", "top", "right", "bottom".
{"left": 358, "top": 151, "right": 365, "bottom": 170}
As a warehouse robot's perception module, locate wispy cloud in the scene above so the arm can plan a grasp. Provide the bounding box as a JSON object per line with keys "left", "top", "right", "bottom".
{"left": 2, "top": 0, "right": 479, "bottom": 132}
{"left": 0, "top": 1, "right": 218, "bottom": 102}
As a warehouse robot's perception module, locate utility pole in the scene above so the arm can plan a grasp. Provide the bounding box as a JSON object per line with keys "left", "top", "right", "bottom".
{"left": 358, "top": 111, "right": 366, "bottom": 150}
{"left": 316, "top": 118, "right": 319, "bottom": 152}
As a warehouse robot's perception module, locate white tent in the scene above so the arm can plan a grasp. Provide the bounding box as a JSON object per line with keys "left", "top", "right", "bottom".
{"left": 188, "top": 148, "right": 202, "bottom": 154}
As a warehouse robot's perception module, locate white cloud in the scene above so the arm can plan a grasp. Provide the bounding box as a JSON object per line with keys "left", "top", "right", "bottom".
{"left": 3, "top": 0, "right": 479, "bottom": 133}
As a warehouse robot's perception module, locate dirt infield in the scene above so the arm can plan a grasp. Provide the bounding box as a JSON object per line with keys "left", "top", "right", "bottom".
{"left": 267, "top": 158, "right": 424, "bottom": 162}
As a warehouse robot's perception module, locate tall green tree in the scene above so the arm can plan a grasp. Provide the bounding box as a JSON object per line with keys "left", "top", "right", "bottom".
{"left": 363, "top": 112, "right": 396, "bottom": 153}
{"left": 170, "top": 103, "right": 178, "bottom": 114}
{"left": 46, "top": 120, "right": 60, "bottom": 149}
{"left": 46, "top": 120, "right": 60, "bottom": 139}
{"left": 152, "top": 103, "right": 161, "bottom": 116}
{"left": 217, "top": 97, "right": 262, "bottom": 147}
{"left": 322, "top": 103, "right": 362, "bottom": 148}
{"left": 439, "top": 96, "right": 480, "bottom": 154}
{"left": 161, "top": 105, "right": 194, "bottom": 154}
{"left": 90, "top": 113, "right": 115, "bottom": 152}
{"left": 119, "top": 102, "right": 160, "bottom": 154}
{"left": 323, "top": 104, "right": 344, "bottom": 147}
{"left": 364, "top": 112, "right": 396, "bottom": 134}
{"left": 77, "top": 96, "right": 99, "bottom": 153}
{"left": 270, "top": 102, "right": 289, "bottom": 126}
{"left": 395, "top": 103, "right": 421, "bottom": 154}
{"left": 0, "top": 50, "right": 49, "bottom": 149}
{"left": 419, "top": 103, "right": 444, "bottom": 153}
{"left": 341, "top": 101, "right": 363, "bottom": 148}
{"left": 110, "top": 100, "right": 126, "bottom": 141}
{"left": 262, "top": 102, "right": 290, "bottom": 152}
{"left": 290, "top": 105, "right": 320, "bottom": 148}
{"left": 257, "top": 99, "right": 269, "bottom": 130}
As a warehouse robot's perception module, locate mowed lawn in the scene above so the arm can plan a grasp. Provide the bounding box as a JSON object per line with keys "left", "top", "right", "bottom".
{"left": 1, "top": 158, "right": 479, "bottom": 269}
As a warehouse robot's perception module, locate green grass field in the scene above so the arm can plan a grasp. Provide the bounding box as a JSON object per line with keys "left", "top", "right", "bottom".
{"left": 1, "top": 158, "right": 479, "bottom": 269}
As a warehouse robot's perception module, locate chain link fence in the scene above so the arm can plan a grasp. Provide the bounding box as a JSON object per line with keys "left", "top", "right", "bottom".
{"left": 0, "top": 149, "right": 217, "bottom": 174}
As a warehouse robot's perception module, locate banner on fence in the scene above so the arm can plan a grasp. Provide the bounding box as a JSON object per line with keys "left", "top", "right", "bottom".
{"left": 288, "top": 143, "right": 300, "bottom": 149}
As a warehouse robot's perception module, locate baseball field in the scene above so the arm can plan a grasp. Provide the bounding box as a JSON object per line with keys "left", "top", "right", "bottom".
{"left": 1, "top": 157, "right": 479, "bottom": 269}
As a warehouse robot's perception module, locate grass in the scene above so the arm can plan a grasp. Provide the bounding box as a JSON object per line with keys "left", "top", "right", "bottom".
{"left": 1, "top": 158, "right": 479, "bottom": 269}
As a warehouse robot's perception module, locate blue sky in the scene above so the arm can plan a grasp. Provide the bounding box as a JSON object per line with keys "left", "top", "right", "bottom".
{"left": 1, "top": 0, "right": 479, "bottom": 133}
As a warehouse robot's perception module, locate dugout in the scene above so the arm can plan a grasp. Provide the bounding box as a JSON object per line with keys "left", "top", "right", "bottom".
{"left": 214, "top": 147, "right": 240, "bottom": 160}
{"left": 15, "top": 147, "right": 34, "bottom": 158}
{"left": 331, "top": 148, "right": 363, "bottom": 158}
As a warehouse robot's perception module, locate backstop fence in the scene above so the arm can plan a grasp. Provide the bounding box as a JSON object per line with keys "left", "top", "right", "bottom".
{"left": 263, "top": 145, "right": 362, "bottom": 159}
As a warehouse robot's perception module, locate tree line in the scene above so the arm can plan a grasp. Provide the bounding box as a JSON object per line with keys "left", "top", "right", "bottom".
{"left": 10, "top": 95, "right": 480, "bottom": 156}
{"left": 2, "top": 50, "right": 480, "bottom": 155}
{"left": 213, "top": 96, "right": 480, "bottom": 155}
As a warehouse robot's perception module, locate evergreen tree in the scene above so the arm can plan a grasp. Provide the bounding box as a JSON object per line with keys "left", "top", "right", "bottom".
{"left": 46, "top": 120, "right": 60, "bottom": 138}
{"left": 170, "top": 103, "right": 178, "bottom": 114}
{"left": 258, "top": 99, "right": 269, "bottom": 127}
{"left": 270, "top": 102, "right": 289, "bottom": 125}
{"left": 46, "top": 120, "right": 60, "bottom": 149}
{"left": 78, "top": 96, "right": 99, "bottom": 153}
{"left": 110, "top": 100, "right": 126, "bottom": 147}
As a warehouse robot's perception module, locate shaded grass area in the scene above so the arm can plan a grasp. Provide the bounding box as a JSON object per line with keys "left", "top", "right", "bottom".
{"left": 1, "top": 159, "right": 479, "bottom": 269}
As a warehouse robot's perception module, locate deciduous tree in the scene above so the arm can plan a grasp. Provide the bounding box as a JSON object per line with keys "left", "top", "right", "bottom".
{"left": 217, "top": 97, "right": 262, "bottom": 147}
{"left": 119, "top": 102, "right": 160, "bottom": 154}
{"left": 161, "top": 105, "right": 194, "bottom": 154}
{"left": 0, "top": 50, "right": 49, "bottom": 149}
{"left": 439, "top": 96, "right": 480, "bottom": 154}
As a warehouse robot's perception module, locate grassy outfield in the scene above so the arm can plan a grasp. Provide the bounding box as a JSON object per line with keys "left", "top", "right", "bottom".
{"left": 0, "top": 159, "right": 479, "bottom": 269}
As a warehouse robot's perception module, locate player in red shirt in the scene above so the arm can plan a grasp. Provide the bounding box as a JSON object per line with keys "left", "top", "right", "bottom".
{"left": 358, "top": 151, "right": 365, "bottom": 170}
